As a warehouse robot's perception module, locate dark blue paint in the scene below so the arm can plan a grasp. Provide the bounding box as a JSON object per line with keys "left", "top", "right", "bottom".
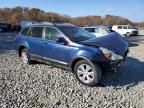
{"left": 15, "top": 25, "right": 128, "bottom": 70}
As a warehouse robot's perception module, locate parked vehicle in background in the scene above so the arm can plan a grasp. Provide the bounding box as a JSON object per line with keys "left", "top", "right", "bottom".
{"left": 0, "top": 28, "right": 2, "bottom": 32}
{"left": 5, "top": 23, "right": 12, "bottom": 31}
{"left": 83, "top": 26, "right": 125, "bottom": 38}
{"left": 11, "top": 25, "right": 21, "bottom": 32}
{"left": 83, "top": 26, "right": 113, "bottom": 37}
{"left": 112, "top": 25, "right": 138, "bottom": 36}
{"left": 0, "top": 23, "right": 9, "bottom": 32}
{"left": 138, "top": 28, "right": 144, "bottom": 36}
{"left": 15, "top": 23, "right": 128, "bottom": 86}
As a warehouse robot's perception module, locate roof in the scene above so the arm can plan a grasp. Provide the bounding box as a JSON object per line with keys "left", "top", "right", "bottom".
{"left": 112, "top": 25, "right": 131, "bottom": 26}
{"left": 27, "top": 22, "right": 75, "bottom": 27}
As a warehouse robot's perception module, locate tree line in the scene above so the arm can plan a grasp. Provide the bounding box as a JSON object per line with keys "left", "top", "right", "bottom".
{"left": 0, "top": 7, "right": 144, "bottom": 28}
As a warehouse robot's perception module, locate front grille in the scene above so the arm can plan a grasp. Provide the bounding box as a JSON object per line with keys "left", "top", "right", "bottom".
{"left": 132, "top": 31, "right": 138, "bottom": 34}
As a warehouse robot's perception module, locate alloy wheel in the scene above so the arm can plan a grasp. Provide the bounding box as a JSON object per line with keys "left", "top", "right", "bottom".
{"left": 77, "top": 64, "right": 94, "bottom": 84}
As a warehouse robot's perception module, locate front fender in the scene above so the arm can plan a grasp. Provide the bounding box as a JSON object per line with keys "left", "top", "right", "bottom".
{"left": 68, "top": 49, "right": 104, "bottom": 67}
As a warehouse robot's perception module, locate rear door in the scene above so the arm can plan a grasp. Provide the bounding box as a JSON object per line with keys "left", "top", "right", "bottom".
{"left": 28, "top": 27, "right": 44, "bottom": 59}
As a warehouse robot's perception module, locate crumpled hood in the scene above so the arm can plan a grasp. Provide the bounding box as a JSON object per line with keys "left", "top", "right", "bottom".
{"left": 79, "top": 32, "right": 128, "bottom": 56}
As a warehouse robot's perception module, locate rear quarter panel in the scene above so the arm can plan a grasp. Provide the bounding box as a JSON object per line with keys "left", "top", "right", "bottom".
{"left": 15, "top": 35, "right": 30, "bottom": 51}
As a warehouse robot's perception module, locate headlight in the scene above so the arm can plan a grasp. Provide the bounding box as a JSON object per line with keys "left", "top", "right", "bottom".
{"left": 100, "top": 47, "right": 123, "bottom": 60}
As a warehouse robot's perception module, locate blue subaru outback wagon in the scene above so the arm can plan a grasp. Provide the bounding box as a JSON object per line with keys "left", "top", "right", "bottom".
{"left": 15, "top": 23, "right": 128, "bottom": 86}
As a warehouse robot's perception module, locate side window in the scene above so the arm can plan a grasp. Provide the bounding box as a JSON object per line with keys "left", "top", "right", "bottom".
{"left": 21, "top": 27, "right": 29, "bottom": 36}
{"left": 117, "top": 26, "right": 122, "bottom": 29}
{"left": 45, "top": 27, "right": 61, "bottom": 41}
{"left": 84, "top": 28, "right": 95, "bottom": 33}
{"left": 31, "top": 27, "right": 43, "bottom": 38}
{"left": 123, "top": 26, "right": 127, "bottom": 29}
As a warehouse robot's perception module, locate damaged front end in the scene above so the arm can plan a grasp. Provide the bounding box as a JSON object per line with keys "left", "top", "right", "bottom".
{"left": 99, "top": 48, "right": 129, "bottom": 72}
{"left": 79, "top": 32, "right": 129, "bottom": 72}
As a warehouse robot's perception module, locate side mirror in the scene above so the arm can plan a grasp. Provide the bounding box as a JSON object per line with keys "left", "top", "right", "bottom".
{"left": 56, "top": 37, "right": 68, "bottom": 45}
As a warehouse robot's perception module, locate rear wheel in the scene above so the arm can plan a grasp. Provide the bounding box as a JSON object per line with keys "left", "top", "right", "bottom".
{"left": 74, "top": 60, "right": 102, "bottom": 86}
{"left": 21, "top": 49, "right": 31, "bottom": 64}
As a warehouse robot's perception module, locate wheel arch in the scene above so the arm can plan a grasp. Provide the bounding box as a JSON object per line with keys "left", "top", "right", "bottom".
{"left": 18, "top": 45, "right": 27, "bottom": 57}
{"left": 70, "top": 56, "right": 93, "bottom": 73}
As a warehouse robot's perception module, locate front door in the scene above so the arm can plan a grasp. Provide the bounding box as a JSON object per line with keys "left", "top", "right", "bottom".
{"left": 42, "top": 27, "right": 74, "bottom": 64}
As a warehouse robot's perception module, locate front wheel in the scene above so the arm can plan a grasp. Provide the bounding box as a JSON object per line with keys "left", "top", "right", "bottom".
{"left": 74, "top": 60, "right": 102, "bottom": 86}
{"left": 126, "top": 32, "right": 131, "bottom": 37}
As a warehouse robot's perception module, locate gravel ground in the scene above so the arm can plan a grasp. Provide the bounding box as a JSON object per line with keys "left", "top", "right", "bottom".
{"left": 0, "top": 33, "right": 144, "bottom": 108}
{"left": 138, "top": 29, "right": 144, "bottom": 36}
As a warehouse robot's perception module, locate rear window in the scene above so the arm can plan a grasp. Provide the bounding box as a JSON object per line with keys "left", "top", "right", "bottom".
{"left": 31, "top": 27, "right": 43, "bottom": 38}
{"left": 21, "top": 27, "right": 29, "bottom": 36}
{"left": 117, "top": 26, "right": 122, "bottom": 29}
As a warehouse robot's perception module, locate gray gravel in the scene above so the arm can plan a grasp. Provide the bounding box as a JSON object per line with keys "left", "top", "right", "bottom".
{"left": 138, "top": 29, "right": 144, "bottom": 36}
{"left": 0, "top": 33, "right": 144, "bottom": 108}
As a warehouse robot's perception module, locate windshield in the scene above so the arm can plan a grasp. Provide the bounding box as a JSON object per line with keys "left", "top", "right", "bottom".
{"left": 58, "top": 26, "right": 96, "bottom": 42}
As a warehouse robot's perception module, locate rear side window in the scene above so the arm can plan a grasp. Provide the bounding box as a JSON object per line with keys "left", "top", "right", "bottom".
{"left": 31, "top": 27, "right": 43, "bottom": 38}
{"left": 21, "top": 27, "right": 29, "bottom": 36}
{"left": 117, "top": 26, "right": 122, "bottom": 29}
{"left": 84, "top": 28, "right": 95, "bottom": 33}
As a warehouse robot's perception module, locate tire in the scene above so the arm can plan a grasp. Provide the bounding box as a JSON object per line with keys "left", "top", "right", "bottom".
{"left": 74, "top": 60, "right": 102, "bottom": 86}
{"left": 21, "top": 49, "right": 31, "bottom": 64}
{"left": 126, "top": 32, "right": 131, "bottom": 37}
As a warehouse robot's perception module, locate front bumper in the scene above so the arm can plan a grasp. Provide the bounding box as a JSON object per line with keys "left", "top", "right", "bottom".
{"left": 100, "top": 59, "right": 124, "bottom": 72}
{"left": 131, "top": 31, "right": 138, "bottom": 36}
{"left": 100, "top": 50, "right": 128, "bottom": 72}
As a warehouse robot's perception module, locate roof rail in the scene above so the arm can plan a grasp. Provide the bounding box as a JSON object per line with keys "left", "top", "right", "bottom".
{"left": 42, "top": 22, "right": 54, "bottom": 25}
{"left": 54, "top": 23, "right": 75, "bottom": 26}
{"left": 30, "top": 22, "right": 75, "bottom": 26}
{"left": 31, "top": 22, "right": 54, "bottom": 26}
{"left": 62, "top": 23, "right": 75, "bottom": 26}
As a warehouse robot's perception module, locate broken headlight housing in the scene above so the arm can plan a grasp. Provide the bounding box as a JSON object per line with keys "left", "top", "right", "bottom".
{"left": 100, "top": 47, "right": 123, "bottom": 60}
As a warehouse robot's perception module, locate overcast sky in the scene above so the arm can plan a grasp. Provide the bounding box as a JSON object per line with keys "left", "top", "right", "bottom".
{"left": 0, "top": 0, "right": 144, "bottom": 22}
